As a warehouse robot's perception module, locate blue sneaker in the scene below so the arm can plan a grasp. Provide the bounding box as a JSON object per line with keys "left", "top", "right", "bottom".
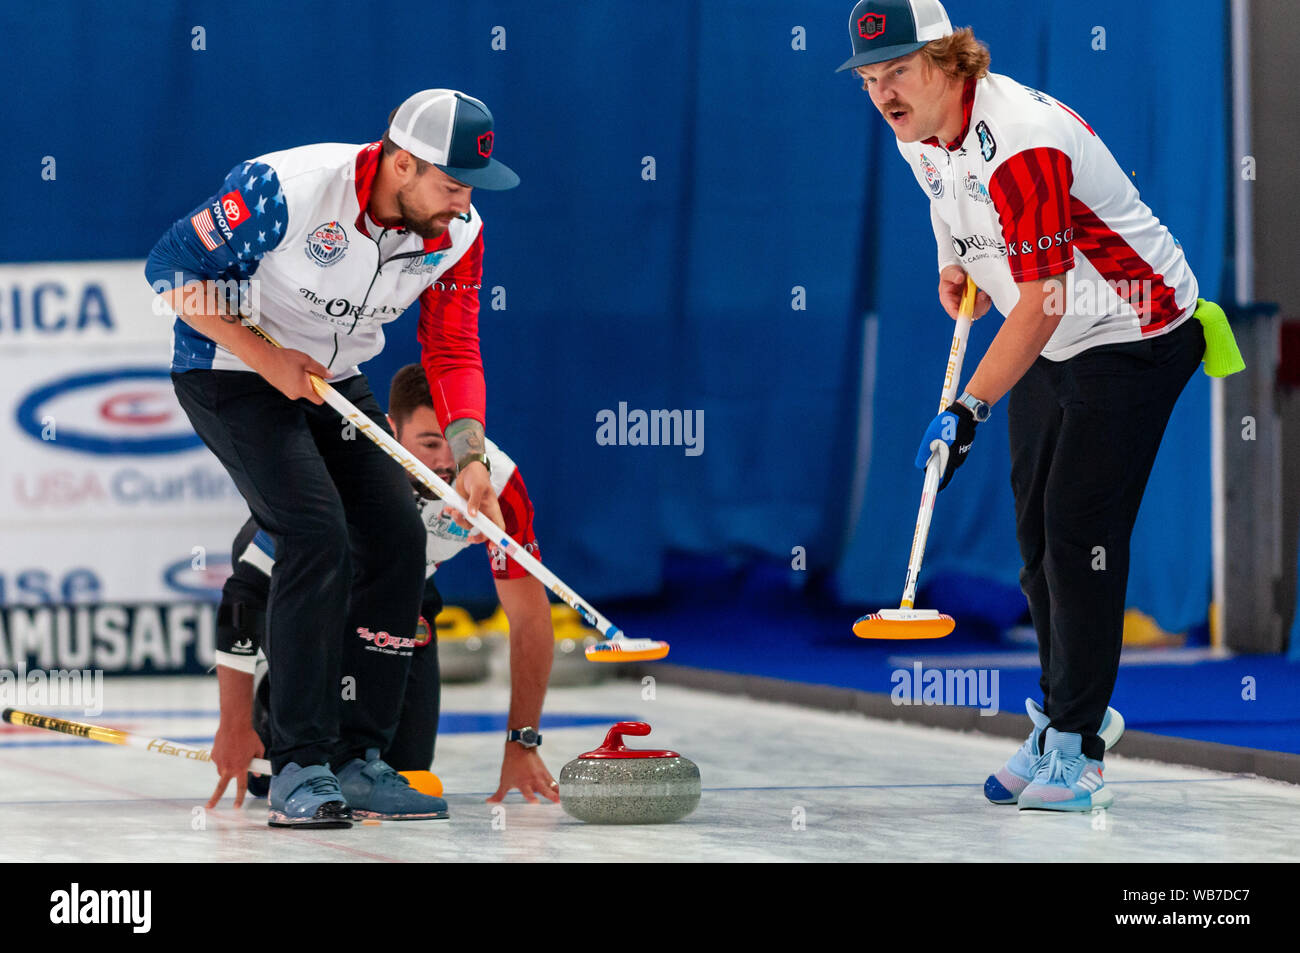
{"left": 268, "top": 763, "right": 352, "bottom": 829}
{"left": 1017, "top": 728, "right": 1112, "bottom": 812}
{"left": 984, "top": 699, "right": 1124, "bottom": 805}
{"left": 984, "top": 698, "right": 1051, "bottom": 804}
{"left": 337, "top": 749, "right": 449, "bottom": 821}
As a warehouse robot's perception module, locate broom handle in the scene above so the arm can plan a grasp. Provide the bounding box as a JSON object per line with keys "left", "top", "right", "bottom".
{"left": 241, "top": 322, "right": 625, "bottom": 640}
{"left": 3, "top": 707, "right": 272, "bottom": 775}
{"left": 900, "top": 277, "right": 977, "bottom": 610}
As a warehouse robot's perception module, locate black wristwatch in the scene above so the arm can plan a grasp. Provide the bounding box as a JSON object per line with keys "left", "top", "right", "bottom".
{"left": 507, "top": 727, "right": 542, "bottom": 749}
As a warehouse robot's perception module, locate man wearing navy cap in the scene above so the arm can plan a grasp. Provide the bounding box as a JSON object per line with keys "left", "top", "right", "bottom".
{"left": 838, "top": 1, "right": 1237, "bottom": 812}
{"left": 147, "top": 89, "right": 519, "bottom": 827}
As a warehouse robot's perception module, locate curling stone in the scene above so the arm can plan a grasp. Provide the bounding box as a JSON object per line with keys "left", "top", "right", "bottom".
{"left": 434, "top": 606, "right": 495, "bottom": 683}
{"left": 558, "top": 722, "right": 700, "bottom": 824}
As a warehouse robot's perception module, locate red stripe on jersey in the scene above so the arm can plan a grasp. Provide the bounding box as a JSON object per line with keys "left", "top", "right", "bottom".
{"left": 419, "top": 231, "right": 486, "bottom": 428}
{"left": 988, "top": 147, "right": 1075, "bottom": 282}
{"left": 488, "top": 468, "right": 538, "bottom": 580}
{"left": 1069, "top": 200, "right": 1182, "bottom": 333}
{"left": 1057, "top": 101, "right": 1096, "bottom": 136}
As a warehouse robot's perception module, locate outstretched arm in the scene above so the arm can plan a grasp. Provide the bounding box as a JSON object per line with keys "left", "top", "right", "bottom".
{"left": 486, "top": 573, "right": 557, "bottom": 804}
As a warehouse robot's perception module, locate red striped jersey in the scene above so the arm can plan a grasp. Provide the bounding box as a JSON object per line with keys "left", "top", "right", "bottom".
{"left": 897, "top": 72, "right": 1198, "bottom": 360}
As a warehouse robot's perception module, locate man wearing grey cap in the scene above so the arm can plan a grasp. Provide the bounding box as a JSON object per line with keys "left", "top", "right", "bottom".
{"left": 147, "top": 88, "right": 519, "bottom": 827}
{"left": 838, "top": 1, "right": 1235, "bottom": 812}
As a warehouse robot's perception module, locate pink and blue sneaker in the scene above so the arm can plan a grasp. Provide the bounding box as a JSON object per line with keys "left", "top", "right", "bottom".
{"left": 1017, "top": 727, "right": 1112, "bottom": 812}
{"left": 983, "top": 699, "right": 1124, "bottom": 805}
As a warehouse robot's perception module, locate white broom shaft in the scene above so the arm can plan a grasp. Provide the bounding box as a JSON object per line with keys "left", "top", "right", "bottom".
{"left": 900, "top": 278, "right": 976, "bottom": 608}
{"left": 3, "top": 707, "right": 271, "bottom": 775}
{"left": 121, "top": 733, "right": 272, "bottom": 776}
{"left": 311, "top": 375, "right": 623, "bottom": 639}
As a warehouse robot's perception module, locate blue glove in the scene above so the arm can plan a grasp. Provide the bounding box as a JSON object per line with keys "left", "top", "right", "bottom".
{"left": 914, "top": 402, "right": 978, "bottom": 491}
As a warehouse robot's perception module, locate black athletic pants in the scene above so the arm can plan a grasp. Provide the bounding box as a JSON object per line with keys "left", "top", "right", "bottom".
{"left": 219, "top": 517, "right": 445, "bottom": 771}
{"left": 174, "top": 369, "right": 426, "bottom": 772}
{"left": 1007, "top": 317, "right": 1205, "bottom": 761}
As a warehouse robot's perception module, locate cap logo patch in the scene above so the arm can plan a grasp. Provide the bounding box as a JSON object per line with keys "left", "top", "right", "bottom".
{"left": 477, "top": 131, "right": 494, "bottom": 158}
{"left": 858, "top": 13, "right": 886, "bottom": 40}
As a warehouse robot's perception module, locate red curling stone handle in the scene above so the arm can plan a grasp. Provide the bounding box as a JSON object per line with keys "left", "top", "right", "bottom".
{"left": 578, "top": 721, "right": 680, "bottom": 759}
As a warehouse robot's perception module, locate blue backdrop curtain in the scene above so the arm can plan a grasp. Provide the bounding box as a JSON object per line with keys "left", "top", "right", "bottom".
{"left": 0, "top": 1, "right": 1227, "bottom": 622}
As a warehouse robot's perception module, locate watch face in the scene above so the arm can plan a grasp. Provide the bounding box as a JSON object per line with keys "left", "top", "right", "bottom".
{"left": 520, "top": 728, "right": 539, "bottom": 745}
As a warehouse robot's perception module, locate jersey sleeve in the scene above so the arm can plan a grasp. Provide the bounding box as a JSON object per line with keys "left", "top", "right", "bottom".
{"left": 486, "top": 468, "right": 539, "bottom": 581}
{"left": 418, "top": 231, "right": 486, "bottom": 430}
{"left": 144, "top": 160, "right": 289, "bottom": 290}
{"left": 987, "top": 147, "right": 1075, "bottom": 283}
{"left": 931, "top": 203, "right": 959, "bottom": 272}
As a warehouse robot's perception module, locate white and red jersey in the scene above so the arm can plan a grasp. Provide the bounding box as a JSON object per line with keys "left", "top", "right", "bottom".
{"left": 147, "top": 141, "right": 487, "bottom": 427}
{"left": 415, "top": 438, "right": 539, "bottom": 581}
{"left": 897, "top": 72, "right": 1198, "bottom": 360}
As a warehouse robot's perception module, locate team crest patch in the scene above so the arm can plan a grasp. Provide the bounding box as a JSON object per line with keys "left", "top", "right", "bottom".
{"left": 976, "top": 121, "right": 997, "bottom": 162}
{"left": 477, "top": 131, "right": 494, "bottom": 158}
{"left": 858, "top": 12, "right": 886, "bottom": 39}
{"left": 920, "top": 155, "right": 944, "bottom": 197}
{"left": 305, "top": 221, "right": 350, "bottom": 267}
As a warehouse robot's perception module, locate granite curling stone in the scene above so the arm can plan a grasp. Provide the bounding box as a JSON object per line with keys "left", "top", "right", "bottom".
{"left": 558, "top": 722, "right": 700, "bottom": 824}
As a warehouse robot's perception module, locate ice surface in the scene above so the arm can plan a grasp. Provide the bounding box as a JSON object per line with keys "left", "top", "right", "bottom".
{"left": 1, "top": 676, "right": 1296, "bottom": 862}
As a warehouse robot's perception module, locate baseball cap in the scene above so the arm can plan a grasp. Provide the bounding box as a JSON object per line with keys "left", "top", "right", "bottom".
{"left": 387, "top": 89, "right": 519, "bottom": 191}
{"left": 836, "top": 0, "right": 954, "bottom": 72}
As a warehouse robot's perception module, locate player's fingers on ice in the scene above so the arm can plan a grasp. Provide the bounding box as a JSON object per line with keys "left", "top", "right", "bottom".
{"left": 519, "top": 786, "right": 539, "bottom": 804}
{"left": 233, "top": 776, "right": 247, "bottom": 809}
{"left": 206, "top": 778, "right": 228, "bottom": 809}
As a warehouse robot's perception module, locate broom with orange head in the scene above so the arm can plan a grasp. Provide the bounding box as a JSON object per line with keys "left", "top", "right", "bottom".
{"left": 853, "top": 276, "right": 979, "bottom": 640}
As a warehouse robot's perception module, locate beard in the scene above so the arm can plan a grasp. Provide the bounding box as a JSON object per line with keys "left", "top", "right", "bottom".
{"left": 395, "top": 187, "right": 452, "bottom": 239}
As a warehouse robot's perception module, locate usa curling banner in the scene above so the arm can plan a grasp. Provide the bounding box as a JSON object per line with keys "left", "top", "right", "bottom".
{"left": 0, "top": 261, "right": 247, "bottom": 615}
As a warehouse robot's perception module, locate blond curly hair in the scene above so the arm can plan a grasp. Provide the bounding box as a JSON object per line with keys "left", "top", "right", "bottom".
{"left": 857, "top": 27, "right": 990, "bottom": 88}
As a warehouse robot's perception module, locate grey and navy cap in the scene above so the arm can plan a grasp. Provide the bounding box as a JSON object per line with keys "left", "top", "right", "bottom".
{"left": 387, "top": 89, "right": 519, "bottom": 190}
{"left": 835, "top": 0, "right": 954, "bottom": 72}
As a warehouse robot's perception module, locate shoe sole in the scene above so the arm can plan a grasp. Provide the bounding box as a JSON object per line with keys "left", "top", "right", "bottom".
{"left": 1018, "top": 788, "right": 1113, "bottom": 812}
{"left": 351, "top": 809, "right": 450, "bottom": 822}
{"left": 267, "top": 810, "right": 354, "bottom": 829}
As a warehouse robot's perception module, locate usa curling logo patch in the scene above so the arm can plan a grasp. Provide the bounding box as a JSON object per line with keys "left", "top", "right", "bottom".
{"left": 305, "top": 221, "right": 350, "bottom": 267}
{"left": 920, "top": 155, "right": 944, "bottom": 197}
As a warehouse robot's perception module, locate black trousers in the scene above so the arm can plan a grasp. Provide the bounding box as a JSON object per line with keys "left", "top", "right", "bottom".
{"left": 219, "top": 516, "right": 445, "bottom": 771}
{"left": 174, "top": 369, "right": 426, "bottom": 771}
{"left": 1007, "top": 317, "right": 1205, "bottom": 761}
